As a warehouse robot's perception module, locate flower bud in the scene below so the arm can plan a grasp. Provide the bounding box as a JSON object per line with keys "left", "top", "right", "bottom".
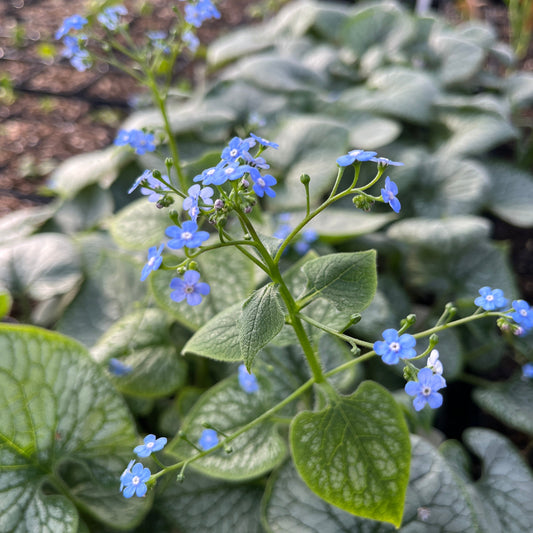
{"left": 214, "top": 199, "right": 224, "bottom": 210}
{"left": 152, "top": 169, "right": 162, "bottom": 179}
{"left": 300, "top": 173, "right": 311, "bottom": 185}
{"left": 352, "top": 195, "right": 374, "bottom": 212}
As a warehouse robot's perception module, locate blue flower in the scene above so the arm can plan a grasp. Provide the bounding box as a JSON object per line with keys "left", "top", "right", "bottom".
{"left": 370, "top": 156, "right": 404, "bottom": 168}
{"left": 184, "top": 0, "right": 221, "bottom": 28}
{"left": 61, "top": 36, "right": 92, "bottom": 71}
{"left": 249, "top": 167, "right": 277, "bottom": 198}
{"left": 238, "top": 364, "right": 259, "bottom": 393}
{"left": 141, "top": 244, "right": 164, "bottom": 281}
{"left": 374, "top": 328, "right": 416, "bottom": 365}
{"left": 183, "top": 184, "right": 214, "bottom": 221}
{"left": 381, "top": 176, "right": 401, "bottom": 213}
{"left": 249, "top": 133, "right": 279, "bottom": 149}
{"left": 170, "top": 270, "right": 210, "bottom": 306}
{"left": 198, "top": 428, "right": 219, "bottom": 450}
{"left": 147, "top": 31, "right": 171, "bottom": 54}
{"left": 55, "top": 14, "right": 88, "bottom": 39}
{"left": 294, "top": 229, "right": 318, "bottom": 255}
{"left": 336, "top": 149, "right": 377, "bottom": 167}
{"left": 511, "top": 300, "right": 533, "bottom": 331}
{"left": 109, "top": 358, "right": 132, "bottom": 376}
{"left": 166, "top": 221, "right": 210, "bottom": 249}
{"left": 221, "top": 136, "right": 253, "bottom": 163}
{"left": 193, "top": 162, "right": 227, "bottom": 186}
{"left": 182, "top": 30, "right": 199, "bottom": 52}
{"left": 134, "top": 434, "right": 167, "bottom": 458}
{"left": 97, "top": 5, "right": 127, "bottom": 30}
{"left": 522, "top": 363, "right": 533, "bottom": 379}
{"left": 405, "top": 367, "right": 446, "bottom": 411}
{"left": 120, "top": 461, "right": 151, "bottom": 498}
{"left": 475, "top": 286, "right": 509, "bottom": 311}
{"left": 114, "top": 129, "right": 156, "bottom": 155}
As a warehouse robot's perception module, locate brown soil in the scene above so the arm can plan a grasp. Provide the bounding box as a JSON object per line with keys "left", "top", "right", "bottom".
{"left": 0, "top": 0, "right": 263, "bottom": 216}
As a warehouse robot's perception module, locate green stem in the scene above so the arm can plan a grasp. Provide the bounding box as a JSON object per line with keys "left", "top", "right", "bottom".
{"left": 234, "top": 207, "right": 327, "bottom": 383}
{"left": 152, "top": 376, "right": 315, "bottom": 481}
{"left": 296, "top": 313, "right": 374, "bottom": 349}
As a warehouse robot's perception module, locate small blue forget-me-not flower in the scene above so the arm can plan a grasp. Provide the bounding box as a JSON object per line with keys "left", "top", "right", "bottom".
{"left": 166, "top": 221, "right": 210, "bottom": 249}
{"left": 134, "top": 434, "right": 167, "bottom": 458}
{"left": 405, "top": 367, "right": 446, "bottom": 411}
{"left": 170, "top": 270, "right": 210, "bottom": 306}
{"left": 381, "top": 177, "right": 401, "bottom": 213}
{"left": 238, "top": 364, "right": 259, "bottom": 393}
{"left": 475, "top": 286, "right": 509, "bottom": 311}
{"left": 198, "top": 428, "right": 219, "bottom": 450}
{"left": 374, "top": 328, "right": 416, "bottom": 365}
{"left": 141, "top": 244, "right": 164, "bottom": 281}
{"left": 120, "top": 461, "right": 151, "bottom": 498}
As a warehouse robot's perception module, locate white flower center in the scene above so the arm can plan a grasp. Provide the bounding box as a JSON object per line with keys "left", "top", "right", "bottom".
{"left": 207, "top": 168, "right": 215, "bottom": 176}
{"left": 422, "top": 386, "right": 432, "bottom": 397}
{"left": 389, "top": 342, "right": 400, "bottom": 352}
{"left": 185, "top": 285, "right": 194, "bottom": 294}
{"left": 132, "top": 475, "right": 140, "bottom": 486}
{"left": 520, "top": 309, "right": 528, "bottom": 316}
{"left": 146, "top": 442, "right": 154, "bottom": 449}
{"left": 225, "top": 167, "right": 234, "bottom": 175}
{"left": 147, "top": 257, "right": 156, "bottom": 267}
{"left": 182, "top": 231, "right": 193, "bottom": 240}
{"left": 257, "top": 178, "right": 265, "bottom": 187}
{"left": 230, "top": 149, "right": 238, "bottom": 157}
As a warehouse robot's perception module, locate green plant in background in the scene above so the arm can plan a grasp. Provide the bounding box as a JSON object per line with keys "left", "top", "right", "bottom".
{"left": 1, "top": 1, "right": 533, "bottom": 532}
{"left": 505, "top": 0, "right": 533, "bottom": 59}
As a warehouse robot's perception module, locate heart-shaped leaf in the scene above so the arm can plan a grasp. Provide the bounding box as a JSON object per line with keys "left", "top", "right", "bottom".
{"left": 290, "top": 381, "right": 410, "bottom": 527}
{"left": 0, "top": 324, "right": 149, "bottom": 531}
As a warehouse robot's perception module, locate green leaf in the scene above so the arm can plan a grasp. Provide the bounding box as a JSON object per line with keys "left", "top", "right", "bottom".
{"left": 157, "top": 471, "right": 264, "bottom": 533}
{"left": 473, "top": 377, "right": 533, "bottom": 436}
{"left": 438, "top": 110, "right": 518, "bottom": 157}
{"left": 301, "top": 251, "right": 377, "bottom": 313}
{"left": 0, "top": 233, "right": 82, "bottom": 301}
{"left": 168, "top": 373, "right": 287, "bottom": 480}
{"left": 484, "top": 161, "right": 533, "bottom": 227}
{"left": 283, "top": 209, "right": 393, "bottom": 243}
{"left": 0, "top": 205, "right": 56, "bottom": 246}
{"left": 463, "top": 428, "right": 533, "bottom": 531}
{"left": 266, "top": 115, "right": 348, "bottom": 207}
{"left": 91, "top": 309, "right": 188, "bottom": 398}
{"left": 506, "top": 72, "right": 533, "bottom": 109}
{"left": 290, "top": 381, "right": 410, "bottom": 527}
{"left": 0, "top": 324, "right": 149, "bottom": 531}
{"left": 48, "top": 147, "right": 129, "bottom": 199}
{"left": 263, "top": 434, "right": 488, "bottom": 532}
{"left": 239, "top": 283, "right": 285, "bottom": 370}
{"left": 110, "top": 198, "right": 171, "bottom": 251}
{"left": 343, "top": 68, "right": 440, "bottom": 125}
{"left": 151, "top": 244, "right": 255, "bottom": 331}
{"left": 53, "top": 185, "right": 114, "bottom": 234}
{"left": 434, "top": 35, "right": 485, "bottom": 86}
{"left": 0, "top": 287, "right": 12, "bottom": 319}
{"left": 182, "top": 302, "right": 242, "bottom": 362}
{"left": 222, "top": 54, "right": 326, "bottom": 93}
{"left": 56, "top": 243, "right": 145, "bottom": 347}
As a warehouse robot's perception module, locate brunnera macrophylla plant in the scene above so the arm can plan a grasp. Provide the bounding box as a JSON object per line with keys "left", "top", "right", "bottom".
{"left": 4, "top": 1, "right": 527, "bottom": 530}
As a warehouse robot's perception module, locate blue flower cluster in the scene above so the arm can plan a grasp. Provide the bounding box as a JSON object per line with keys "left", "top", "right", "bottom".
{"left": 115, "top": 129, "right": 156, "bottom": 155}
{"left": 120, "top": 434, "right": 167, "bottom": 498}
{"left": 475, "top": 286, "right": 533, "bottom": 336}
{"left": 193, "top": 135, "right": 278, "bottom": 197}
{"left": 184, "top": 0, "right": 221, "bottom": 28}
{"left": 97, "top": 5, "right": 127, "bottom": 31}
{"left": 374, "top": 331, "right": 447, "bottom": 412}
{"left": 55, "top": 15, "right": 91, "bottom": 72}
